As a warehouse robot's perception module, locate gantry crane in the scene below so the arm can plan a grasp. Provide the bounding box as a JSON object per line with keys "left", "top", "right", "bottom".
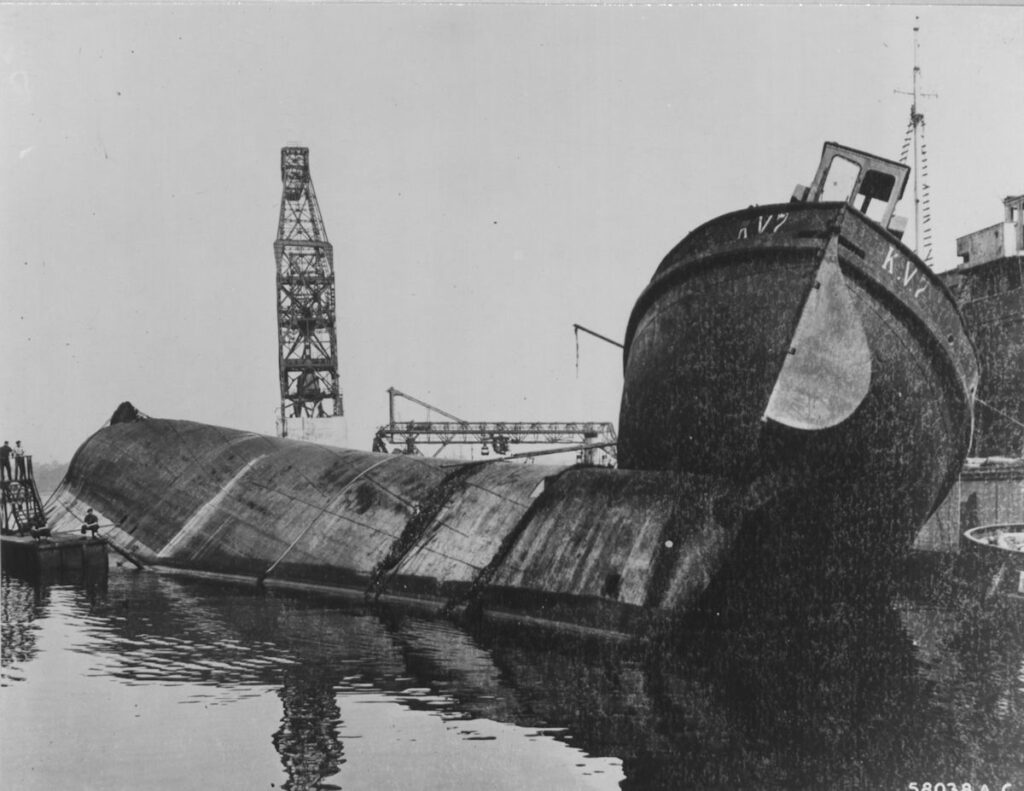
{"left": 274, "top": 147, "right": 346, "bottom": 443}
{"left": 372, "top": 388, "right": 617, "bottom": 465}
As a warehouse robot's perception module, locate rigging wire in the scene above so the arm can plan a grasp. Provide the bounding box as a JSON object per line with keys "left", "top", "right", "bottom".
{"left": 975, "top": 396, "right": 1024, "bottom": 434}
{"left": 896, "top": 19, "right": 936, "bottom": 266}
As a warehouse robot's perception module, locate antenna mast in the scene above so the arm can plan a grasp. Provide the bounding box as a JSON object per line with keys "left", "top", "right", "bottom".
{"left": 896, "top": 20, "right": 937, "bottom": 264}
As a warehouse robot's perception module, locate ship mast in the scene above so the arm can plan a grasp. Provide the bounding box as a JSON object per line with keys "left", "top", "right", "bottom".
{"left": 896, "top": 20, "right": 937, "bottom": 264}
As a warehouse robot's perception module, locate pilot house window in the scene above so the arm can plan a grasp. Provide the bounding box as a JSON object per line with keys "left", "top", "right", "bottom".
{"left": 858, "top": 170, "right": 897, "bottom": 224}
{"left": 819, "top": 155, "right": 897, "bottom": 224}
{"left": 820, "top": 155, "right": 861, "bottom": 203}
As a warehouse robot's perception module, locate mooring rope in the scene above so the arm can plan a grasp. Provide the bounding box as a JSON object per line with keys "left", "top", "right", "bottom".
{"left": 975, "top": 396, "right": 1024, "bottom": 433}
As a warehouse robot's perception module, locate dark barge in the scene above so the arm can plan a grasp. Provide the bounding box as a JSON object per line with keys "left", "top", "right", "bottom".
{"left": 621, "top": 142, "right": 978, "bottom": 591}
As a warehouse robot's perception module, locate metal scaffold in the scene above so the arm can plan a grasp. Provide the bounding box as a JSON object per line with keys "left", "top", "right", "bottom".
{"left": 372, "top": 388, "right": 618, "bottom": 465}
{"left": 274, "top": 147, "right": 343, "bottom": 427}
{"left": 1, "top": 457, "right": 48, "bottom": 535}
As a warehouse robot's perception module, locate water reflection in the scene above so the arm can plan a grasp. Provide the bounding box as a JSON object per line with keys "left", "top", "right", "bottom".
{"left": 1, "top": 565, "right": 110, "bottom": 685}
{"left": 274, "top": 665, "right": 344, "bottom": 791}
{"left": 1, "top": 572, "right": 47, "bottom": 685}
{"left": 2, "top": 566, "right": 1022, "bottom": 789}
{"left": 465, "top": 608, "right": 920, "bottom": 788}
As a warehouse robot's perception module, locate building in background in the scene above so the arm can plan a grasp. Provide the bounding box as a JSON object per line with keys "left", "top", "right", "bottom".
{"left": 916, "top": 195, "right": 1024, "bottom": 551}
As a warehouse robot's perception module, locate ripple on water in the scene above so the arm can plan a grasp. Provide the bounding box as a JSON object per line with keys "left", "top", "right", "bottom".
{"left": 3, "top": 566, "right": 1023, "bottom": 790}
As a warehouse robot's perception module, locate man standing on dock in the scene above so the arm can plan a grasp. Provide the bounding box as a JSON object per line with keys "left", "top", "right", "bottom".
{"left": 13, "top": 441, "right": 26, "bottom": 480}
{"left": 0, "top": 441, "right": 11, "bottom": 481}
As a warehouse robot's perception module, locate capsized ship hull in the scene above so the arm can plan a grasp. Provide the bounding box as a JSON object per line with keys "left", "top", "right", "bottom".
{"left": 618, "top": 202, "right": 979, "bottom": 583}
{"left": 48, "top": 415, "right": 749, "bottom": 634}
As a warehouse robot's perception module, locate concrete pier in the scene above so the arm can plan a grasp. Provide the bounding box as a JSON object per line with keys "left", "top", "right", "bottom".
{"left": 1, "top": 534, "right": 108, "bottom": 576}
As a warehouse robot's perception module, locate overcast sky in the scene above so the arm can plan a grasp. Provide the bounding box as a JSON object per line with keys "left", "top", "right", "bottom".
{"left": 2, "top": 3, "right": 1023, "bottom": 463}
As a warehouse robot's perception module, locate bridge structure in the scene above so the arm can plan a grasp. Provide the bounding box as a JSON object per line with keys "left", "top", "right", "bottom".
{"left": 372, "top": 388, "right": 617, "bottom": 464}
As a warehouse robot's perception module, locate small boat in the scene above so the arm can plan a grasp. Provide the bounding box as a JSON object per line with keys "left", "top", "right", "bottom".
{"left": 961, "top": 524, "right": 1024, "bottom": 601}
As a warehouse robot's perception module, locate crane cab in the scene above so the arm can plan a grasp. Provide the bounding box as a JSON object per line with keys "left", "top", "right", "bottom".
{"left": 792, "top": 141, "right": 910, "bottom": 239}
{"left": 281, "top": 147, "right": 310, "bottom": 200}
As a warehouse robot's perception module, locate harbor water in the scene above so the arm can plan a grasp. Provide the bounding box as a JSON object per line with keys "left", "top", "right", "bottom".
{"left": 2, "top": 559, "right": 1022, "bottom": 790}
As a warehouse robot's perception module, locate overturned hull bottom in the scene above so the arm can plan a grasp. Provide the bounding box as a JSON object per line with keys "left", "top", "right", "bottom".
{"left": 51, "top": 417, "right": 778, "bottom": 635}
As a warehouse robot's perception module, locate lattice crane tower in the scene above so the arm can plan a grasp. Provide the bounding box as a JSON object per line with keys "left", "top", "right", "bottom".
{"left": 274, "top": 147, "right": 347, "bottom": 445}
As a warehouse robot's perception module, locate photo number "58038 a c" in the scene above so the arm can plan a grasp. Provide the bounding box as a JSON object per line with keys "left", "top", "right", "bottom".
{"left": 908, "top": 783, "right": 1013, "bottom": 791}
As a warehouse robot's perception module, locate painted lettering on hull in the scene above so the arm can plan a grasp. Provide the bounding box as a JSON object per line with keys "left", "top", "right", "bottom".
{"left": 737, "top": 212, "right": 789, "bottom": 240}
{"left": 731, "top": 214, "right": 931, "bottom": 303}
{"left": 880, "top": 245, "right": 929, "bottom": 299}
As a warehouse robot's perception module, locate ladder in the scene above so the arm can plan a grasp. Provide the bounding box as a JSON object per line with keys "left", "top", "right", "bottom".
{"left": 1, "top": 460, "right": 48, "bottom": 534}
